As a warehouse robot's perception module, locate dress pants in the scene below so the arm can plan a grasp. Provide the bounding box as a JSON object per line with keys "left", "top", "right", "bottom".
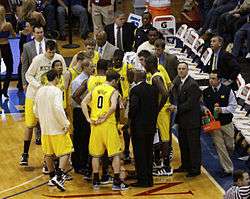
{"left": 178, "top": 127, "right": 201, "bottom": 173}
{"left": 71, "top": 108, "right": 91, "bottom": 172}
{"left": 131, "top": 132, "right": 154, "bottom": 185}
{"left": 211, "top": 122, "right": 234, "bottom": 173}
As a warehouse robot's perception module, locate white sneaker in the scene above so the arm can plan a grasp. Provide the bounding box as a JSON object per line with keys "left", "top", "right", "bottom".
{"left": 48, "top": 180, "right": 55, "bottom": 186}
{"left": 51, "top": 175, "right": 66, "bottom": 191}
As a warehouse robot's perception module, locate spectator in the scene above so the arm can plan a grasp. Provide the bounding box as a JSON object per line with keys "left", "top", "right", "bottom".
{"left": 203, "top": 70, "right": 237, "bottom": 178}
{"left": 57, "top": 0, "right": 89, "bottom": 40}
{"left": 104, "top": 11, "right": 136, "bottom": 52}
{"left": 88, "top": 0, "right": 115, "bottom": 33}
{"left": 224, "top": 170, "right": 250, "bottom": 198}
{"left": 134, "top": 12, "right": 153, "bottom": 51}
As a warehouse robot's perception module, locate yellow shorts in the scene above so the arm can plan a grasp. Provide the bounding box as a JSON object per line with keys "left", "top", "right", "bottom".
{"left": 89, "top": 122, "right": 122, "bottom": 157}
{"left": 25, "top": 98, "right": 37, "bottom": 128}
{"left": 157, "top": 107, "right": 170, "bottom": 142}
{"left": 41, "top": 133, "right": 73, "bottom": 157}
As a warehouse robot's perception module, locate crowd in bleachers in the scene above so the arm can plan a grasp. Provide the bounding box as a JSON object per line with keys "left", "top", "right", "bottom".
{"left": 0, "top": 0, "right": 249, "bottom": 197}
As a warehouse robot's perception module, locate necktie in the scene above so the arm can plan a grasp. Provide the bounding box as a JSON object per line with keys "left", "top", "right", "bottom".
{"left": 214, "top": 87, "right": 218, "bottom": 93}
{"left": 98, "top": 47, "right": 103, "bottom": 55}
{"left": 39, "top": 42, "right": 43, "bottom": 54}
{"left": 117, "top": 27, "right": 123, "bottom": 50}
{"left": 212, "top": 54, "right": 217, "bottom": 70}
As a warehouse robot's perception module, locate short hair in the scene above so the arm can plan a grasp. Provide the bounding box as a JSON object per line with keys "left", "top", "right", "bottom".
{"left": 113, "top": 49, "right": 125, "bottom": 60}
{"left": 46, "top": 69, "right": 58, "bottom": 82}
{"left": 178, "top": 61, "right": 189, "bottom": 68}
{"left": 145, "top": 55, "right": 158, "bottom": 69}
{"left": 84, "top": 38, "right": 96, "bottom": 47}
{"left": 52, "top": 60, "right": 62, "bottom": 68}
{"left": 76, "top": 52, "right": 86, "bottom": 61}
{"left": 147, "top": 26, "right": 158, "bottom": 34}
{"left": 233, "top": 170, "right": 246, "bottom": 183}
{"left": 142, "top": 12, "right": 152, "bottom": 20}
{"left": 97, "top": 59, "right": 108, "bottom": 71}
{"left": 114, "top": 10, "right": 126, "bottom": 18}
{"left": 154, "top": 39, "right": 165, "bottom": 49}
{"left": 138, "top": 50, "right": 151, "bottom": 58}
{"left": 106, "top": 69, "right": 120, "bottom": 82}
{"left": 45, "top": 40, "right": 56, "bottom": 51}
{"left": 210, "top": 69, "right": 222, "bottom": 79}
{"left": 32, "top": 23, "right": 44, "bottom": 32}
{"left": 212, "top": 35, "right": 224, "bottom": 45}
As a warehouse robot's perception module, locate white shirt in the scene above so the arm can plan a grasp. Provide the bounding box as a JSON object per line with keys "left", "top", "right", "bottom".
{"left": 114, "top": 23, "right": 123, "bottom": 48}
{"left": 137, "top": 41, "right": 155, "bottom": 55}
{"left": 34, "top": 85, "right": 70, "bottom": 135}
{"left": 98, "top": 41, "right": 108, "bottom": 58}
{"left": 181, "top": 74, "right": 189, "bottom": 84}
{"left": 34, "top": 38, "right": 46, "bottom": 55}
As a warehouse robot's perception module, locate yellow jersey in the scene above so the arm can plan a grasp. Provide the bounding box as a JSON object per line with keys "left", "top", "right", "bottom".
{"left": 68, "top": 67, "right": 81, "bottom": 81}
{"left": 87, "top": 75, "right": 106, "bottom": 92}
{"left": 90, "top": 84, "right": 116, "bottom": 124}
{"left": 113, "top": 63, "right": 133, "bottom": 99}
{"left": 147, "top": 64, "right": 171, "bottom": 86}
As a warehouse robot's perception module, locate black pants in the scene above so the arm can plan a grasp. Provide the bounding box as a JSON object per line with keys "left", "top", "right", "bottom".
{"left": 131, "top": 132, "right": 154, "bottom": 186}
{"left": 178, "top": 127, "right": 201, "bottom": 173}
{"left": 0, "top": 43, "right": 13, "bottom": 94}
{"left": 123, "top": 124, "right": 130, "bottom": 157}
{"left": 71, "top": 108, "right": 91, "bottom": 172}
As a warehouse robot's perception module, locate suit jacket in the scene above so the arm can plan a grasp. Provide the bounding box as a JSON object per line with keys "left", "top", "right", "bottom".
{"left": 161, "top": 52, "right": 179, "bottom": 81}
{"left": 129, "top": 81, "right": 158, "bottom": 134}
{"left": 172, "top": 76, "right": 202, "bottom": 129}
{"left": 104, "top": 22, "right": 136, "bottom": 52}
{"left": 206, "top": 50, "right": 240, "bottom": 82}
{"left": 96, "top": 41, "right": 118, "bottom": 61}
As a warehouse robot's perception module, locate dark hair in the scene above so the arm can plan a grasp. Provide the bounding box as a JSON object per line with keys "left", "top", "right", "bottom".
{"left": 45, "top": 40, "right": 57, "bottom": 51}
{"left": 147, "top": 26, "right": 158, "bottom": 34}
{"left": 76, "top": 52, "right": 86, "bottom": 61}
{"left": 154, "top": 39, "right": 165, "bottom": 49}
{"left": 46, "top": 69, "right": 58, "bottom": 82}
{"left": 138, "top": 50, "right": 151, "bottom": 58}
{"left": 142, "top": 12, "right": 152, "bottom": 20}
{"left": 210, "top": 69, "right": 222, "bottom": 79}
{"left": 212, "top": 35, "right": 224, "bottom": 45}
{"left": 106, "top": 69, "right": 120, "bottom": 82}
{"left": 97, "top": 59, "right": 108, "bottom": 71}
{"left": 52, "top": 60, "right": 62, "bottom": 68}
{"left": 233, "top": 170, "right": 246, "bottom": 183}
{"left": 113, "top": 49, "right": 124, "bottom": 60}
{"left": 32, "top": 23, "right": 44, "bottom": 32}
{"left": 145, "top": 55, "right": 158, "bottom": 69}
{"left": 178, "top": 61, "right": 189, "bottom": 68}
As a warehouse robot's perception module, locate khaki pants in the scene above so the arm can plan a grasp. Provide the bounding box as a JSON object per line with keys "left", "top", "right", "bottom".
{"left": 92, "top": 4, "right": 114, "bottom": 33}
{"left": 211, "top": 122, "right": 234, "bottom": 173}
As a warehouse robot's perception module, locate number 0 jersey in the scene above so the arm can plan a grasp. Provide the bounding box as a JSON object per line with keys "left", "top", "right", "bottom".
{"left": 90, "top": 84, "right": 116, "bottom": 124}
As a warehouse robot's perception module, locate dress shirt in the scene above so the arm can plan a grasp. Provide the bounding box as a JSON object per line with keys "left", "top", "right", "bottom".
{"left": 97, "top": 41, "right": 108, "bottom": 58}
{"left": 71, "top": 71, "right": 89, "bottom": 108}
{"left": 35, "top": 38, "right": 45, "bottom": 55}
{"left": 213, "top": 83, "right": 237, "bottom": 114}
{"left": 114, "top": 23, "right": 123, "bottom": 49}
{"left": 212, "top": 48, "right": 221, "bottom": 70}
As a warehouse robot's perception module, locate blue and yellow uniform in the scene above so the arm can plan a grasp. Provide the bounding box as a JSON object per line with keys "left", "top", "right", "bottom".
{"left": 89, "top": 84, "right": 122, "bottom": 157}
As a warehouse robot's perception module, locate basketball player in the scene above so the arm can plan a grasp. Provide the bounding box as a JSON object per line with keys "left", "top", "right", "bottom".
{"left": 81, "top": 70, "right": 129, "bottom": 191}
{"left": 20, "top": 40, "right": 66, "bottom": 166}
{"left": 34, "top": 69, "right": 73, "bottom": 191}
{"left": 144, "top": 55, "right": 173, "bottom": 176}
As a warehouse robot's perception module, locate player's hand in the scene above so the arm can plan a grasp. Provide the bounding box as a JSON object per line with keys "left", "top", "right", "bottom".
{"left": 214, "top": 107, "right": 222, "bottom": 113}
{"left": 167, "top": 105, "right": 177, "bottom": 112}
{"left": 95, "top": 115, "right": 107, "bottom": 125}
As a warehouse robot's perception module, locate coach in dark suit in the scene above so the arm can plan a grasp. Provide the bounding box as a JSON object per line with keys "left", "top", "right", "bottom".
{"left": 129, "top": 70, "right": 158, "bottom": 187}
{"left": 104, "top": 11, "right": 136, "bottom": 52}
{"left": 170, "top": 62, "right": 202, "bottom": 177}
{"left": 206, "top": 35, "right": 240, "bottom": 90}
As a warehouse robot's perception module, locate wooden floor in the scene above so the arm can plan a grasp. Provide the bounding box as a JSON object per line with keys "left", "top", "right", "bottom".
{"left": 0, "top": 110, "right": 223, "bottom": 199}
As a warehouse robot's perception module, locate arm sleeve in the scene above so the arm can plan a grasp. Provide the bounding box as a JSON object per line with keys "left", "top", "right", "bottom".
{"left": 21, "top": 46, "right": 29, "bottom": 85}
{"left": 221, "top": 90, "right": 237, "bottom": 114}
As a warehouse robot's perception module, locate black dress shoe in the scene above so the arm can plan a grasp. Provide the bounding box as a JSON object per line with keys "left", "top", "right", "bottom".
{"left": 186, "top": 171, "right": 201, "bottom": 177}
{"left": 174, "top": 166, "right": 187, "bottom": 173}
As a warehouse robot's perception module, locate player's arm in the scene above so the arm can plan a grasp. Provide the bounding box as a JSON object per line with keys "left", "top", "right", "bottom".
{"left": 72, "top": 79, "right": 88, "bottom": 105}
{"left": 25, "top": 57, "right": 41, "bottom": 88}
{"left": 152, "top": 76, "right": 169, "bottom": 112}
{"left": 96, "top": 90, "right": 119, "bottom": 124}
{"left": 64, "top": 70, "right": 72, "bottom": 91}
{"left": 81, "top": 92, "right": 92, "bottom": 124}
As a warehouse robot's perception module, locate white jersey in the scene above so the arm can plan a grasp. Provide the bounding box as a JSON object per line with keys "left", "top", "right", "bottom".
{"left": 34, "top": 85, "right": 70, "bottom": 135}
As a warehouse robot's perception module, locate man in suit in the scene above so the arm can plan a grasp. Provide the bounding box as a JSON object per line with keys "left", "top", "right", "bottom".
{"left": 170, "top": 62, "right": 202, "bottom": 177}
{"left": 22, "top": 24, "right": 46, "bottom": 91}
{"left": 154, "top": 39, "right": 179, "bottom": 81}
{"left": 207, "top": 35, "right": 240, "bottom": 90}
{"left": 95, "top": 30, "right": 118, "bottom": 61}
{"left": 104, "top": 11, "right": 136, "bottom": 52}
{"left": 129, "top": 69, "right": 158, "bottom": 187}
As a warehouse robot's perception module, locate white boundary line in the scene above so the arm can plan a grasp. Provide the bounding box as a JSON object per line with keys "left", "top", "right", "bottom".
{"left": 0, "top": 175, "right": 43, "bottom": 195}
{"left": 172, "top": 135, "right": 225, "bottom": 194}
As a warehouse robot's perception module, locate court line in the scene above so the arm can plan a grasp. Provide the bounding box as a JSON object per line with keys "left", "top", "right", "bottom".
{"left": 172, "top": 135, "right": 225, "bottom": 194}
{"left": 0, "top": 175, "right": 44, "bottom": 195}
